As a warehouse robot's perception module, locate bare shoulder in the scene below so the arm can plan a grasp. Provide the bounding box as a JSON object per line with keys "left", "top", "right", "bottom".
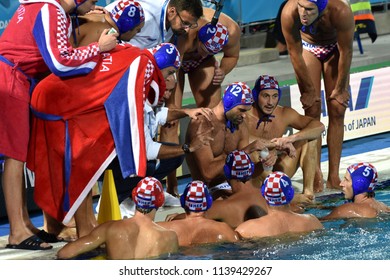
{"left": 300, "top": 213, "right": 324, "bottom": 228}
{"left": 209, "top": 219, "right": 239, "bottom": 241}
{"left": 281, "top": 0, "right": 298, "bottom": 18}
{"left": 329, "top": 0, "right": 354, "bottom": 27}
{"left": 187, "top": 115, "right": 213, "bottom": 135}
{"left": 375, "top": 201, "right": 390, "bottom": 212}
{"left": 322, "top": 203, "right": 376, "bottom": 220}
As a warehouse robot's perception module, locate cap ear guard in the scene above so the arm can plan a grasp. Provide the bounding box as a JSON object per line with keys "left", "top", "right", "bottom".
{"left": 347, "top": 162, "right": 378, "bottom": 196}
{"left": 180, "top": 181, "right": 213, "bottom": 212}
{"left": 223, "top": 164, "right": 232, "bottom": 180}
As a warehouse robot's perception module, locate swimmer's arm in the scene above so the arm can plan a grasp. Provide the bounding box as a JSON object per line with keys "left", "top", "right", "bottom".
{"left": 167, "top": 107, "right": 213, "bottom": 122}
{"left": 218, "top": 28, "right": 240, "bottom": 76}
{"left": 332, "top": 4, "right": 354, "bottom": 96}
{"left": 242, "top": 138, "right": 276, "bottom": 155}
{"left": 186, "top": 120, "right": 223, "bottom": 181}
{"left": 280, "top": 108, "right": 325, "bottom": 142}
{"left": 57, "top": 227, "right": 106, "bottom": 259}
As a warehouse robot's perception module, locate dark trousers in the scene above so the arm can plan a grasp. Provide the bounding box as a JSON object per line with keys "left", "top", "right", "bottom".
{"left": 106, "top": 143, "right": 185, "bottom": 203}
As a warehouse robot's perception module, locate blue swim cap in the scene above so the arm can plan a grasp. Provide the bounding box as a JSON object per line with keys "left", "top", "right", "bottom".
{"left": 261, "top": 171, "right": 294, "bottom": 206}
{"left": 223, "top": 82, "right": 253, "bottom": 112}
{"left": 224, "top": 150, "right": 254, "bottom": 182}
{"left": 180, "top": 181, "right": 213, "bottom": 212}
{"left": 308, "top": 0, "right": 328, "bottom": 14}
{"left": 132, "top": 177, "right": 165, "bottom": 210}
{"left": 347, "top": 162, "right": 378, "bottom": 196}
{"left": 198, "top": 22, "right": 229, "bottom": 54}
{"left": 109, "top": 0, "right": 145, "bottom": 34}
{"left": 151, "top": 43, "right": 181, "bottom": 70}
{"left": 252, "top": 75, "right": 281, "bottom": 104}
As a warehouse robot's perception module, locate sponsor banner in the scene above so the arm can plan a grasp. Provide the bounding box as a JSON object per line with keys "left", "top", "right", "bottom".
{"left": 287, "top": 66, "right": 390, "bottom": 145}
{"left": 0, "top": 0, "right": 18, "bottom": 35}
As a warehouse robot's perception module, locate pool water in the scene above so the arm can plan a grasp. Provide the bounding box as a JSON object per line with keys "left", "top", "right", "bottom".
{"left": 164, "top": 187, "right": 390, "bottom": 260}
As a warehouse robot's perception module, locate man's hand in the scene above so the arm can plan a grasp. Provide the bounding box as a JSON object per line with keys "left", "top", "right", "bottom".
{"left": 185, "top": 107, "right": 213, "bottom": 121}
{"left": 212, "top": 60, "right": 225, "bottom": 85}
{"left": 271, "top": 137, "right": 296, "bottom": 158}
{"left": 261, "top": 148, "right": 278, "bottom": 167}
{"left": 328, "top": 88, "right": 350, "bottom": 108}
{"left": 86, "top": 6, "right": 108, "bottom": 15}
{"left": 98, "top": 29, "right": 118, "bottom": 52}
{"left": 300, "top": 91, "right": 321, "bottom": 110}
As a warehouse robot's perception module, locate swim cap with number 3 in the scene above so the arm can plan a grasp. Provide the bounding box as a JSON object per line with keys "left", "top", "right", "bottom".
{"left": 151, "top": 43, "right": 181, "bottom": 70}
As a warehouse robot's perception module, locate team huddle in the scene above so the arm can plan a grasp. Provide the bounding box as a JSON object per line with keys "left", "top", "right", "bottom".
{"left": 0, "top": 0, "right": 389, "bottom": 259}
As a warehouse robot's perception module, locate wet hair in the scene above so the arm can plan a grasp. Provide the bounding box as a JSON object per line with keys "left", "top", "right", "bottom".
{"left": 169, "top": 0, "right": 203, "bottom": 19}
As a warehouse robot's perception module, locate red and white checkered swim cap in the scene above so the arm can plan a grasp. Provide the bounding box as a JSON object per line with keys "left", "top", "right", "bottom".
{"left": 132, "top": 177, "right": 165, "bottom": 209}
{"left": 180, "top": 181, "right": 213, "bottom": 212}
{"left": 109, "top": 0, "right": 145, "bottom": 34}
{"left": 252, "top": 75, "right": 281, "bottom": 103}
{"left": 198, "top": 22, "right": 229, "bottom": 54}
{"left": 261, "top": 171, "right": 294, "bottom": 206}
{"left": 224, "top": 150, "right": 254, "bottom": 181}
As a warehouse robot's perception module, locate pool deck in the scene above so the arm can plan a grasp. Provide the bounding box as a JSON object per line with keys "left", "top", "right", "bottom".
{"left": 1, "top": 34, "right": 390, "bottom": 260}
{"left": 1, "top": 143, "right": 389, "bottom": 260}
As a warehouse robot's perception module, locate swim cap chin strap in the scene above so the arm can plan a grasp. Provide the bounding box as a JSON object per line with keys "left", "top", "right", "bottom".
{"left": 301, "top": 0, "right": 329, "bottom": 34}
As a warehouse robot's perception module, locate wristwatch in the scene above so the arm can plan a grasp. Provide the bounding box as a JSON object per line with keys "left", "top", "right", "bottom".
{"left": 182, "top": 143, "right": 190, "bottom": 153}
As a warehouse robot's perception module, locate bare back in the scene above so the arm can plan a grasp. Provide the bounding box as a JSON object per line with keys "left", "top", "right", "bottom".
{"left": 236, "top": 208, "right": 323, "bottom": 239}
{"left": 205, "top": 184, "right": 268, "bottom": 228}
{"left": 105, "top": 215, "right": 178, "bottom": 259}
{"left": 71, "top": 14, "right": 110, "bottom": 47}
{"left": 321, "top": 199, "right": 390, "bottom": 221}
{"left": 159, "top": 216, "right": 239, "bottom": 246}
